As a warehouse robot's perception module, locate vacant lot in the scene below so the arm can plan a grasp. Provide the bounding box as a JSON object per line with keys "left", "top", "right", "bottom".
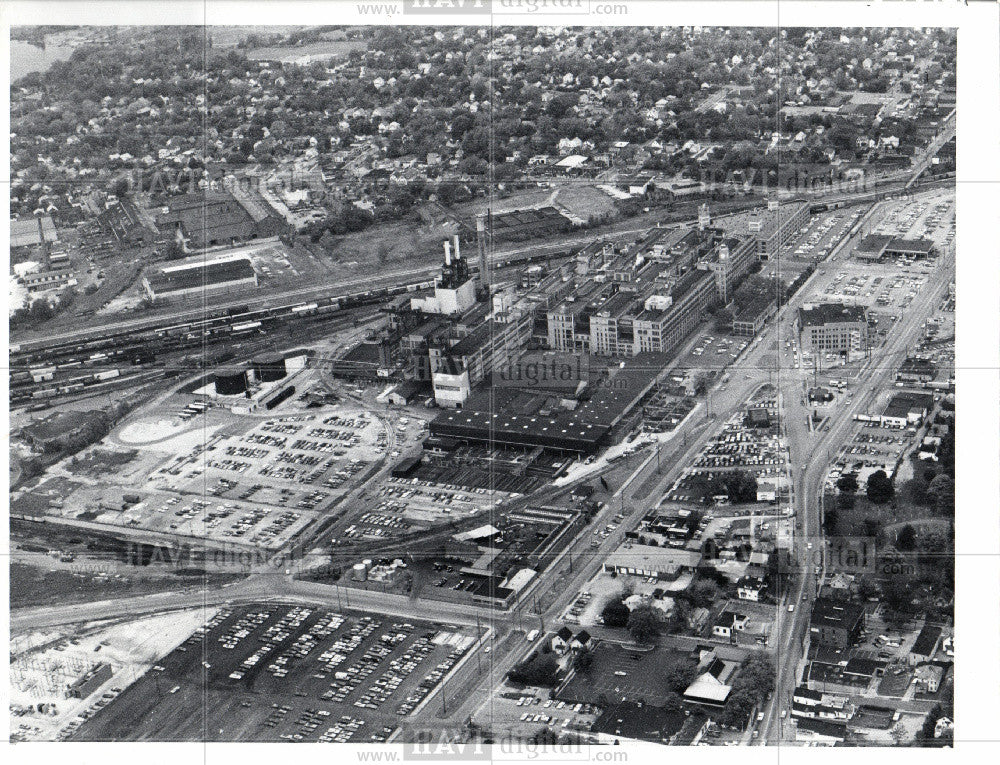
{"left": 9, "top": 561, "right": 243, "bottom": 609}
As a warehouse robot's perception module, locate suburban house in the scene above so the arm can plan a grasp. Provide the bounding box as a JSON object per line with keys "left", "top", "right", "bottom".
{"left": 736, "top": 576, "right": 767, "bottom": 602}
{"left": 552, "top": 627, "right": 592, "bottom": 654}
{"left": 551, "top": 626, "right": 574, "bottom": 653}
{"left": 712, "top": 611, "right": 749, "bottom": 642}
{"left": 913, "top": 663, "right": 944, "bottom": 694}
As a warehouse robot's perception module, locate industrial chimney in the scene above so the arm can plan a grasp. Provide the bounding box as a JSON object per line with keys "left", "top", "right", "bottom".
{"left": 443, "top": 239, "right": 452, "bottom": 266}
{"left": 452, "top": 234, "right": 461, "bottom": 261}
{"left": 698, "top": 203, "right": 711, "bottom": 230}
{"left": 476, "top": 213, "right": 489, "bottom": 291}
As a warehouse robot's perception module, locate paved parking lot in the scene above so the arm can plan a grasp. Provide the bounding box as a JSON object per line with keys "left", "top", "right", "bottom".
{"left": 781, "top": 208, "right": 864, "bottom": 264}
{"left": 826, "top": 421, "right": 915, "bottom": 488}
{"left": 477, "top": 686, "right": 601, "bottom": 738}
{"left": 559, "top": 642, "right": 691, "bottom": 707}
{"left": 71, "top": 604, "right": 476, "bottom": 741}
{"left": 168, "top": 411, "right": 385, "bottom": 505}
{"left": 665, "top": 405, "right": 790, "bottom": 503}
{"left": 679, "top": 332, "right": 751, "bottom": 371}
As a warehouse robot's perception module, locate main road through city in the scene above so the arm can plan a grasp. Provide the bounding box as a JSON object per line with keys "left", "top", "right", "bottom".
{"left": 757, "top": 206, "right": 956, "bottom": 745}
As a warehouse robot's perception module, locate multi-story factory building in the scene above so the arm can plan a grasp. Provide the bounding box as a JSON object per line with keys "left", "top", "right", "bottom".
{"left": 796, "top": 303, "right": 869, "bottom": 355}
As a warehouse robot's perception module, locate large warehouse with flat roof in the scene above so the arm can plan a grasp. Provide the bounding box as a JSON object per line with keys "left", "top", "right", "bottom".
{"left": 429, "top": 409, "right": 609, "bottom": 454}
{"left": 156, "top": 189, "right": 282, "bottom": 248}
{"left": 142, "top": 255, "right": 258, "bottom": 302}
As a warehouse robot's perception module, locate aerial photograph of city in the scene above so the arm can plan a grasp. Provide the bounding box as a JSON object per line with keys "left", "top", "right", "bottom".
{"left": 7, "top": 15, "right": 968, "bottom": 753}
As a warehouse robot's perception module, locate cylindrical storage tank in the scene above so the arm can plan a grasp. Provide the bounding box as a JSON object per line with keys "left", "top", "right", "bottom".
{"left": 214, "top": 366, "right": 248, "bottom": 396}
{"left": 253, "top": 352, "right": 287, "bottom": 383}
{"left": 351, "top": 562, "right": 368, "bottom": 581}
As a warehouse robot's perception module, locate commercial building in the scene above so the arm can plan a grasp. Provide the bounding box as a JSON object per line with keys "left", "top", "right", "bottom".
{"left": 703, "top": 236, "right": 759, "bottom": 303}
{"left": 632, "top": 271, "right": 717, "bottom": 355}
{"left": 794, "top": 717, "right": 847, "bottom": 746}
{"left": 429, "top": 408, "right": 608, "bottom": 454}
{"left": 67, "top": 662, "right": 113, "bottom": 699}
{"left": 721, "top": 200, "right": 810, "bottom": 259}
{"left": 97, "top": 198, "right": 160, "bottom": 247}
{"left": 602, "top": 544, "right": 702, "bottom": 580}
{"left": 21, "top": 410, "right": 106, "bottom": 452}
{"left": 683, "top": 657, "right": 735, "bottom": 707}
{"left": 807, "top": 655, "right": 883, "bottom": 695}
{"left": 897, "top": 357, "right": 937, "bottom": 383}
{"left": 809, "top": 598, "right": 866, "bottom": 649}
{"left": 546, "top": 232, "right": 723, "bottom": 360}
{"left": 855, "top": 236, "right": 937, "bottom": 262}
{"left": 884, "top": 238, "right": 936, "bottom": 259}
{"left": 854, "top": 234, "right": 893, "bottom": 262}
{"left": 908, "top": 624, "right": 942, "bottom": 665}
{"left": 155, "top": 189, "right": 282, "bottom": 248}
{"left": 143, "top": 255, "right": 258, "bottom": 302}
{"left": 881, "top": 390, "right": 934, "bottom": 429}
{"left": 797, "top": 303, "right": 868, "bottom": 355}
{"left": 733, "top": 292, "right": 778, "bottom": 337}
{"left": 20, "top": 268, "right": 76, "bottom": 292}
{"left": 10, "top": 215, "right": 58, "bottom": 250}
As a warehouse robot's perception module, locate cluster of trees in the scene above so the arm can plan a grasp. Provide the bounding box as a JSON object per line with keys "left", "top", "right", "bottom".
{"left": 718, "top": 653, "right": 775, "bottom": 729}
{"left": 508, "top": 651, "right": 560, "bottom": 688}
{"left": 9, "top": 289, "right": 75, "bottom": 330}
{"left": 865, "top": 469, "right": 895, "bottom": 505}
{"left": 658, "top": 655, "right": 701, "bottom": 712}
{"left": 701, "top": 468, "right": 759, "bottom": 505}
{"left": 905, "top": 416, "right": 955, "bottom": 516}
{"left": 600, "top": 597, "right": 662, "bottom": 645}
{"left": 13, "top": 24, "right": 955, "bottom": 221}
{"left": 916, "top": 703, "right": 954, "bottom": 747}
{"left": 303, "top": 204, "right": 376, "bottom": 243}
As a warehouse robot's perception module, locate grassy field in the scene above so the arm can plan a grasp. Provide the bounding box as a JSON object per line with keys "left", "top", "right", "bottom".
{"left": 554, "top": 185, "right": 619, "bottom": 220}
{"left": 245, "top": 40, "right": 365, "bottom": 63}
{"left": 317, "top": 220, "right": 455, "bottom": 271}
{"left": 824, "top": 493, "right": 939, "bottom": 538}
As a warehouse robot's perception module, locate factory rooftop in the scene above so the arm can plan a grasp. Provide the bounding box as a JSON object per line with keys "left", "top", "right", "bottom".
{"left": 798, "top": 303, "right": 867, "bottom": 327}
{"left": 146, "top": 256, "right": 256, "bottom": 293}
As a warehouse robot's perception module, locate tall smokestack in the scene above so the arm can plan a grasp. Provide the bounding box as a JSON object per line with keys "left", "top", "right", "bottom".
{"left": 452, "top": 234, "right": 461, "bottom": 261}
{"left": 443, "top": 239, "right": 452, "bottom": 266}
{"left": 476, "top": 213, "right": 488, "bottom": 291}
